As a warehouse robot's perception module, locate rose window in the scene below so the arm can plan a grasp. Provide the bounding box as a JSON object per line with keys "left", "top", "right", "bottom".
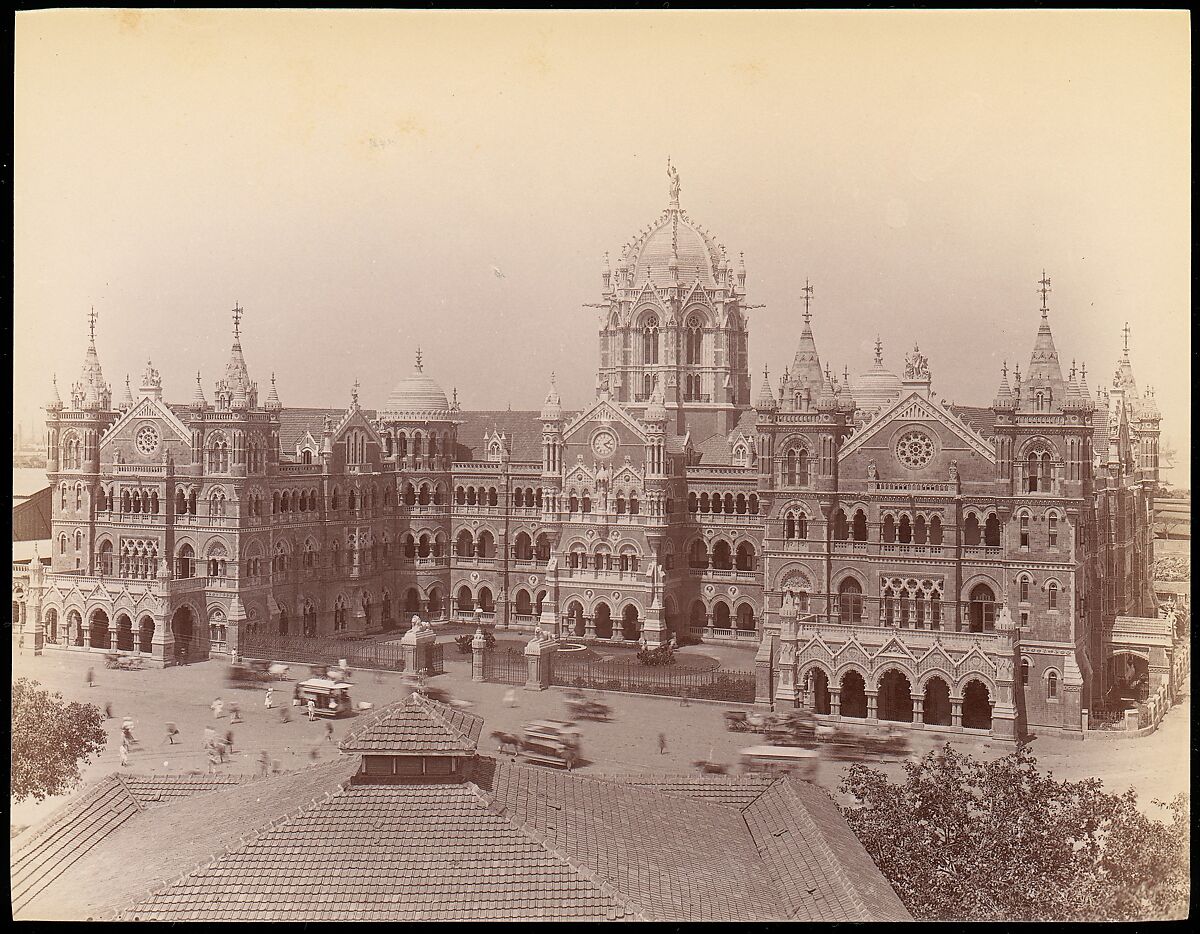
{"left": 895, "top": 430, "right": 935, "bottom": 470}
{"left": 135, "top": 424, "right": 161, "bottom": 456}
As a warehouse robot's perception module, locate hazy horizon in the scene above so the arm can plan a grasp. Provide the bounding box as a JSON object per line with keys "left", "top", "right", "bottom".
{"left": 14, "top": 10, "right": 1191, "bottom": 480}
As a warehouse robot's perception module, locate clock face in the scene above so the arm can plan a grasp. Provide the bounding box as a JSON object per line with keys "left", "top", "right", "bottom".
{"left": 591, "top": 430, "right": 617, "bottom": 459}
{"left": 135, "top": 424, "right": 161, "bottom": 457}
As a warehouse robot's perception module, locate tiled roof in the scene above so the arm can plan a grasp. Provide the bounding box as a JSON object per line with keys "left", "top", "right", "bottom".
{"left": 454, "top": 410, "right": 545, "bottom": 463}
{"left": 339, "top": 694, "right": 484, "bottom": 754}
{"left": 695, "top": 432, "right": 733, "bottom": 465}
{"left": 13, "top": 759, "right": 358, "bottom": 921}
{"left": 592, "top": 772, "right": 777, "bottom": 809}
{"left": 120, "top": 774, "right": 255, "bottom": 807}
{"left": 125, "top": 781, "right": 633, "bottom": 921}
{"left": 665, "top": 433, "right": 690, "bottom": 455}
{"left": 276, "top": 407, "right": 376, "bottom": 454}
{"left": 951, "top": 405, "right": 996, "bottom": 436}
{"left": 479, "top": 759, "right": 791, "bottom": 921}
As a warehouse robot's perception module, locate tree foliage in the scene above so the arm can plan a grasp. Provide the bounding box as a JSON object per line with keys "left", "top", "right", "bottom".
{"left": 839, "top": 743, "right": 1189, "bottom": 921}
{"left": 1153, "top": 553, "right": 1190, "bottom": 582}
{"left": 11, "top": 678, "right": 108, "bottom": 804}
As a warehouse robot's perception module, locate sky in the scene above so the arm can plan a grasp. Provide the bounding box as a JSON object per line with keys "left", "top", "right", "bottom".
{"left": 13, "top": 10, "right": 1191, "bottom": 481}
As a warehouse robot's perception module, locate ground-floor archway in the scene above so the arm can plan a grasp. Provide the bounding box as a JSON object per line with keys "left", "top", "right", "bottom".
{"left": 171, "top": 606, "right": 195, "bottom": 661}
{"left": 138, "top": 616, "right": 155, "bottom": 653}
{"left": 45, "top": 608, "right": 58, "bottom": 644}
{"left": 878, "top": 669, "right": 914, "bottom": 722}
{"left": 427, "top": 588, "right": 443, "bottom": 619}
{"left": 923, "top": 677, "right": 951, "bottom": 725}
{"left": 68, "top": 610, "right": 83, "bottom": 646}
{"left": 89, "top": 610, "right": 110, "bottom": 650}
{"left": 566, "top": 602, "right": 585, "bottom": 637}
{"left": 595, "top": 603, "right": 613, "bottom": 639}
{"left": 804, "top": 667, "right": 831, "bottom": 714}
{"left": 115, "top": 613, "right": 134, "bottom": 651}
{"left": 405, "top": 588, "right": 422, "bottom": 616}
{"left": 621, "top": 605, "right": 640, "bottom": 640}
{"left": 840, "top": 670, "right": 867, "bottom": 718}
{"left": 1106, "top": 651, "right": 1151, "bottom": 703}
{"left": 962, "top": 679, "right": 993, "bottom": 729}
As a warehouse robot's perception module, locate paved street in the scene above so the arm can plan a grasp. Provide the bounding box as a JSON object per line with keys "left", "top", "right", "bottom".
{"left": 10, "top": 646, "right": 1189, "bottom": 835}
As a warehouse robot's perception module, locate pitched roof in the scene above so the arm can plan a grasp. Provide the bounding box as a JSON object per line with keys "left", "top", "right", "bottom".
{"left": 694, "top": 432, "right": 734, "bottom": 465}
{"left": 454, "top": 410, "right": 545, "bottom": 462}
{"left": 13, "top": 761, "right": 358, "bottom": 921}
{"left": 339, "top": 694, "right": 484, "bottom": 754}
{"left": 950, "top": 405, "right": 996, "bottom": 436}
{"left": 277, "top": 407, "right": 377, "bottom": 454}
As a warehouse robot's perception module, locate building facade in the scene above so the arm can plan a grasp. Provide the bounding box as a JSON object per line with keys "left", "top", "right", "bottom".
{"left": 20, "top": 172, "right": 1164, "bottom": 739}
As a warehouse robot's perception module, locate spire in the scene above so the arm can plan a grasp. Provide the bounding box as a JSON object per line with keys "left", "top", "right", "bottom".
{"left": 415, "top": 347, "right": 423, "bottom": 373}
{"left": 46, "top": 373, "right": 63, "bottom": 412}
{"left": 788, "top": 280, "right": 824, "bottom": 397}
{"left": 120, "top": 374, "right": 135, "bottom": 410}
{"left": 756, "top": 364, "right": 778, "bottom": 411}
{"left": 264, "top": 372, "right": 281, "bottom": 412}
{"left": 993, "top": 360, "right": 1015, "bottom": 410}
{"left": 541, "top": 371, "right": 563, "bottom": 421}
{"left": 74, "top": 306, "right": 111, "bottom": 411}
{"left": 192, "top": 371, "right": 209, "bottom": 410}
{"left": 874, "top": 335, "right": 883, "bottom": 366}
{"left": 1022, "top": 275, "right": 1066, "bottom": 410}
{"left": 216, "top": 303, "right": 256, "bottom": 411}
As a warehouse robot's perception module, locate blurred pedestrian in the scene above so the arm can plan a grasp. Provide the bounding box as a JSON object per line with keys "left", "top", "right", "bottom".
{"left": 325, "top": 722, "right": 335, "bottom": 743}
{"left": 293, "top": 682, "right": 303, "bottom": 706}
{"left": 264, "top": 686, "right": 274, "bottom": 709}
{"left": 224, "top": 728, "right": 236, "bottom": 753}
{"left": 211, "top": 697, "right": 224, "bottom": 719}
{"left": 103, "top": 701, "right": 113, "bottom": 719}
{"left": 163, "top": 722, "right": 179, "bottom": 744}
{"left": 658, "top": 733, "right": 667, "bottom": 755}
{"left": 680, "top": 689, "right": 690, "bottom": 707}
{"left": 229, "top": 701, "right": 242, "bottom": 724}
{"left": 204, "top": 726, "right": 216, "bottom": 749}
{"left": 279, "top": 704, "right": 292, "bottom": 723}
{"left": 271, "top": 759, "right": 282, "bottom": 775}
{"left": 306, "top": 698, "right": 316, "bottom": 721}
{"left": 503, "top": 689, "right": 517, "bottom": 708}
{"left": 207, "top": 746, "right": 219, "bottom": 775}
{"left": 122, "top": 716, "right": 136, "bottom": 744}
{"left": 258, "top": 750, "right": 270, "bottom": 777}
{"left": 216, "top": 740, "right": 228, "bottom": 763}
{"left": 309, "top": 745, "right": 321, "bottom": 763}
{"left": 86, "top": 667, "right": 95, "bottom": 688}
{"left": 120, "top": 738, "right": 129, "bottom": 768}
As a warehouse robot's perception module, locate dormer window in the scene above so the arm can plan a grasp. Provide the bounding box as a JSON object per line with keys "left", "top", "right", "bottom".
{"left": 488, "top": 439, "right": 502, "bottom": 462}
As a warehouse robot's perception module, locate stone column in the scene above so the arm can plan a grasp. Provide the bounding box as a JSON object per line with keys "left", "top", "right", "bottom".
{"left": 470, "top": 627, "right": 487, "bottom": 682}
{"left": 226, "top": 594, "right": 246, "bottom": 663}
{"left": 829, "top": 689, "right": 842, "bottom": 718}
{"left": 23, "top": 556, "right": 44, "bottom": 654}
{"left": 912, "top": 695, "right": 925, "bottom": 728}
{"left": 585, "top": 616, "right": 596, "bottom": 639}
{"left": 401, "top": 616, "right": 436, "bottom": 675}
{"left": 524, "top": 631, "right": 557, "bottom": 691}
{"left": 951, "top": 699, "right": 963, "bottom": 728}
{"left": 991, "top": 603, "right": 1020, "bottom": 741}
{"left": 866, "top": 691, "right": 879, "bottom": 720}
{"left": 755, "top": 634, "right": 776, "bottom": 707}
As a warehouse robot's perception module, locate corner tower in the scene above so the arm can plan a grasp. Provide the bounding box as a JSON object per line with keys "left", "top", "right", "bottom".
{"left": 596, "top": 161, "right": 751, "bottom": 438}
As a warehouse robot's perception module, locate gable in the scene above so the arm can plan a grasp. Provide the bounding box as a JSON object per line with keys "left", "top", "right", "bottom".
{"left": 839, "top": 392, "right": 996, "bottom": 465}
{"left": 99, "top": 397, "right": 191, "bottom": 458}
{"left": 562, "top": 397, "right": 649, "bottom": 444}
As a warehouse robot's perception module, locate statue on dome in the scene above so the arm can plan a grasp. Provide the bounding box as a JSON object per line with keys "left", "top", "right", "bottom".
{"left": 904, "top": 343, "right": 930, "bottom": 380}
{"left": 667, "top": 157, "right": 681, "bottom": 203}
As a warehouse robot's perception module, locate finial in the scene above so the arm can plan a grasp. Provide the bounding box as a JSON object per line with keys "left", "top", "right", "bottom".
{"left": 232, "top": 303, "right": 244, "bottom": 339}
{"left": 874, "top": 335, "right": 883, "bottom": 365}
{"left": 1001, "top": 360, "right": 1008, "bottom": 380}
{"left": 1070, "top": 358, "right": 1077, "bottom": 380}
{"left": 824, "top": 362, "right": 831, "bottom": 380}
{"left": 843, "top": 364, "right": 849, "bottom": 384}
{"left": 415, "top": 347, "right": 423, "bottom": 372}
{"left": 125, "top": 374, "right": 131, "bottom": 388}
{"left": 196, "top": 370, "right": 202, "bottom": 385}
{"left": 351, "top": 379, "right": 360, "bottom": 406}
{"left": 763, "top": 363, "right": 769, "bottom": 381}
{"left": 1037, "top": 270, "right": 1051, "bottom": 315}
{"left": 802, "top": 279, "right": 814, "bottom": 324}
{"left": 271, "top": 372, "right": 277, "bottom": 386}
{"left": 452, "top": 386, "right": 458, "bottom": 405}
{"left": 87, "top": 306, "right": 98, "bottom": 344}
{"left": 1081, "top": 361, "right": 1087, "bottom": 380}
{"left": 1122, "top": 321, "right": 1131, "bottom": 354}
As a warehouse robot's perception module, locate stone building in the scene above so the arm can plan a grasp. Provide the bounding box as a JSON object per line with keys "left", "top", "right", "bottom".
{"left": 20, "top": 170, "right": 1164, "bottom": 739}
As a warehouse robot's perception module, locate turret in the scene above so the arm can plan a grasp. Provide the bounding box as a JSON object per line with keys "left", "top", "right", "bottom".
{"left": 755, "top": 365, "right": 778, "bottom": 412}
{"left": 46, "top": 374, "right": 63, "bottom": 414}
{"left": 264, "top": 373, "right": 282, "bottom": 413}
{"left": 1020, "top": 272, "right": 1066, "bottom": 412}
{"left": 214, "top": 304, "right": 258, "bottom": 412}
{"left": 192, "top": 371, "right": 209, "bottom": 412}
{"left": 992, "top": 361, "right": 1016, "bottom": 412}
{"left": 120, "top": 375, "right": 135, "bottom": 412}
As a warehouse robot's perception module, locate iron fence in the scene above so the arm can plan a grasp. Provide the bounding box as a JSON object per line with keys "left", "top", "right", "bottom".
{"left": 427, "top": 642, "right": 445, "bottom": 676}
{"left": 239, "top": 635, "right": 407, "bottom": 672}
{"left": 551, "top": 658, "right": 755, "bottom": 703}
{"left": 1086, "top": 705, "right": 1130, "bottom": 728}
{"left": 483, "top": 647, "right": 528, "bottom": 685}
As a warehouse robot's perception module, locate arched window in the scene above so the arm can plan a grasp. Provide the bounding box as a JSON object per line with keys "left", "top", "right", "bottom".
{"left": 1019, "top": 513, "right": 1031, "bottom": 548}
{"left": 207, "top": 436, "right": 230, "bottom": 473}
{"left": 1046, "top": 670, "right": 1058, "bottom": 699}
{"left": 688, "top": 539, "right": 708, "bottom": 569}
{"left": 1048, "top": 514, "right": 1059, "bottom": 547}
{"left": 581, "top": 494, "right": 591, "bottom": 514}
{"left": 1021, "top": 657, "right": 1030, "bottom": 685}
{"left": 898, "top": 514, "right": 912, "bottom": 544}
{"left": 98, "top": 540, "right": 113, "bottom": 576}
{"left": 852, "top": 510, "right": 868, "bottom": 542}
{"left": 832, "top": 509, "right": 849, "bottom": 541}
{"left": 1047, "top": 581, "right": 1059, "bottom": 609}
{"left": 784, "top": 512, "right": 795, "bottom": 540}
{"left": 712, "top": 540, "right": 732, "bottom": 571}
{"left": 838, "top": 579, "right": 863, "bottom": 624}
{"left": 176, "top": 544, "right": 195, "bottom": 580}
{"left": 984, "top": 513, "right": 1002, "bottom": 547}
{"left": 969, "top": 583, "right": 996, "bottom": 632}
{"left": 962, "top": 514, "right": 979, "bottom": 546}
{"left": 735, "top": 542, "right": 755, "bottom": 571}
{"left": 685, "top": 316, "right": 703, "bottom": 366}
{"left": 643, "top": 315, "right": 659, "bottom": 365}
{"left": 1019, "top": 574, "right": 1031, "bottom": 603}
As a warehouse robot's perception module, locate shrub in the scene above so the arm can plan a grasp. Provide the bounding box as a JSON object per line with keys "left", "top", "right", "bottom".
{"left": 636, "top": 643, "right": 676, "bottom": 667}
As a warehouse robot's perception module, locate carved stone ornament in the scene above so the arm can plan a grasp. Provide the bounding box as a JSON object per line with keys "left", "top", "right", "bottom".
{"left": 584, "top": 589, "right": 594, "bottom": 599}
{"left": 528, "top": 575, "right": 539, "bottom": 586}
{"left": 470, "top": 571, "right": 480, "bottom": 583}
{"left": 704, "top": 584, "right": 715, "bottom": 595}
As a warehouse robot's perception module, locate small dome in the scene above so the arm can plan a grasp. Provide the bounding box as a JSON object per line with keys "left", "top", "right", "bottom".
{"left": 383, "top": 350, "right": 451, "bottom": 420}
{"left": 853, "top": 341, "right": 903, "bottom": 414}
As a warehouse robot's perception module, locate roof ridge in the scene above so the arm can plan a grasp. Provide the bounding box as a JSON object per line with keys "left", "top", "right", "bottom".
{"left": 416, "top": 693, "right": 479, "bottom": 747}
{"left": 775, "top": 780, "right": 873, "bottom": 921}
{"left": 11, "top": 773, "right": 127, "bottom": 857}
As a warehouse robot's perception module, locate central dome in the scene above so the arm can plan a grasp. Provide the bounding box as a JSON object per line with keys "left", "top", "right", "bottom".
{"left": 628, "top": 212, "right": 722, "bottom": 288}
{"left": 383, "top": 351, "right": 450, "bottom": 420}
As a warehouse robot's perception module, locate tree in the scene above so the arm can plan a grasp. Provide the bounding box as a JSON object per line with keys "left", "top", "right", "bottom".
{"left": 11, "top": 678, "right": 108, "bottom": 804}
{"left": 839, "top": 744, "right": 1189, "bottom": 921}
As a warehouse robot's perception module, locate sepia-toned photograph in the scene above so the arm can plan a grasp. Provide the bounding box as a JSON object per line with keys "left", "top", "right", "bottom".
{"left": 10, "top": 8, "right": 1190, "bottom": 922}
